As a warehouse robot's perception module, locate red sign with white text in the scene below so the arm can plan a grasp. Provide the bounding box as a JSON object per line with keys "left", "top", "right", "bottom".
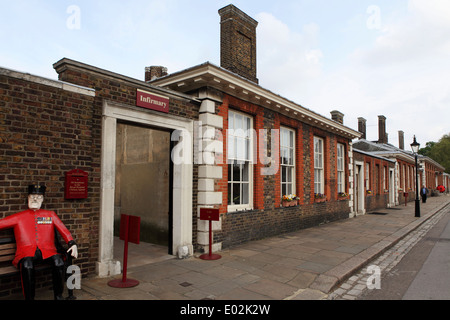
{"left": 136, "top": 89, "right": 169, "bottom": 113}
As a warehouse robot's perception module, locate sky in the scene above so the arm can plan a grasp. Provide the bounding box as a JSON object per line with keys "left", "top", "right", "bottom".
{"left": 1, "top": 0, "right": 449, "bottom": 147}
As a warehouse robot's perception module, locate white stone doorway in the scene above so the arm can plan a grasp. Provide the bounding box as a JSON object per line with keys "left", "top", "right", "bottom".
{"left": 97, "top": 101, "right": 194, "bottom": 277}
{"left": 354, "top": 162, "right": 365, "bottom": 215}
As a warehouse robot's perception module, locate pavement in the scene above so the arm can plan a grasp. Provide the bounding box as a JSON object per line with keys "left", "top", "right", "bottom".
{"left": 4, "top": 194, "right": 450, "bottom": 301}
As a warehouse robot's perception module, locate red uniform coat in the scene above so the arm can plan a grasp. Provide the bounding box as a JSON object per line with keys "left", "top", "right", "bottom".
{"left": 0, "top": 209, "right": 74, "bottom": 267}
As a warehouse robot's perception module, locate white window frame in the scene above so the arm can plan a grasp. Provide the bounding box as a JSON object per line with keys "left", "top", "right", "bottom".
{"left": 337, "top": 143, "right": 345, "bottom": 193}
{"left": 314, "top": 136, "right": 324, "bottom": 195}
{"left": 365, "top": 163, "right": 370, "bottom": 191}
{"left": 280, "top": 127, "right": 296, "bottom": 197}
{"left": 227, "top": 110, "right": 253, "bottom": 212}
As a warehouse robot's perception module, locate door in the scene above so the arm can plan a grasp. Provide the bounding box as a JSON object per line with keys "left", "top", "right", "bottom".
{"left": 114, "top": 122, "right": 172, "bottom": 250}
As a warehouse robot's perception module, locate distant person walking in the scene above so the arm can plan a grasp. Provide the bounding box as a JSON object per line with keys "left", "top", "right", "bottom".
{"left": 421, "top": 185, "right": 428, "bottom": 203}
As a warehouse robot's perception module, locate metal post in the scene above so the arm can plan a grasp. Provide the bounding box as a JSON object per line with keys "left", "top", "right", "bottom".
{"left": 415, "top": 154, "right": 421, "bottom": 217}
{"left": 121, "top": 215, "right": 129, "bottom": 283}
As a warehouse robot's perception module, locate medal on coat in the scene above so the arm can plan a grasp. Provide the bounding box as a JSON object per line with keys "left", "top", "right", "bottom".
{"left": 37, "top": 217, "right": 52, "bottom": 225}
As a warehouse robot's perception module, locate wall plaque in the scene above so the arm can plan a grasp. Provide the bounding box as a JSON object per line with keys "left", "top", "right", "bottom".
{"left": 136, "top": 89, "right": 169, "bottom": 113}
{"left": 65, "top": 169, "right": 88, "bottom": 199}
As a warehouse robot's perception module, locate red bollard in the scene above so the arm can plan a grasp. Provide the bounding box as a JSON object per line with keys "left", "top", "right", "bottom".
{"left": 199, "top": 208, "right": 221, "bottom": 261}
{"left": 108, "top": 214, "right": 140, "bottom": 288}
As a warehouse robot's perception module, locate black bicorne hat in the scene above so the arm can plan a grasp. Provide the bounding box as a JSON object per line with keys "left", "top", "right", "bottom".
{"left": 28, "top": 184, "right": 46, "bottom": 195}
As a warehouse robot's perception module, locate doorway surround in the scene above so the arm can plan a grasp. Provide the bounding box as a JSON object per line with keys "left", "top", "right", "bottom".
{"left": 98, "top": 101, "right": 194, "bottom": 277}
{"left": 354, "top": 161, "right": 366, "bottom": 216}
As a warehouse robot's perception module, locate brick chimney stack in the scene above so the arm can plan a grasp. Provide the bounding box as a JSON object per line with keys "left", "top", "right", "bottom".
{"left": 398, "top": 130, "right": 405, "bottom": 150}
{"left": 378, "top": 115, "right": 388, "bottom": 144}
{"left": 358, "top": 117, "right": 366, "bottom": 140}
{"left": 219, "top": 4, "right": 259, "bottom": 84}
{"left": 330, "top": 110, "right": 344, "bottom": 124}
{"left": 145, "top": 66, "right": 168, "bottom": 82}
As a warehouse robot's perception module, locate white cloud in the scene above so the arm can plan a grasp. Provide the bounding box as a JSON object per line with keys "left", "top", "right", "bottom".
{"left": 255, "top": 1, "right": 450, "bottom": 144}
{"left": 256, "top": 12, "right": 323, "bottom": 101}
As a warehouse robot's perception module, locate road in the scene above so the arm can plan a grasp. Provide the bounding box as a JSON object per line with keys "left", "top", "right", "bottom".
{"left": 363, "top": 204, "right": 450, "bottom": 300}
{"left": 328, "top": 202, "right": 450, "bottom": 300}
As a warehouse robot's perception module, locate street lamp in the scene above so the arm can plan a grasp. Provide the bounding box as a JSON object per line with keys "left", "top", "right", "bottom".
{"left": 411, "top": 136, "right": 420, "bottom": 217}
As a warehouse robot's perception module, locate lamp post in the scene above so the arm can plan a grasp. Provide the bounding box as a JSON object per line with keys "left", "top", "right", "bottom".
{"left": 411, "top": 136, "right": 420, "bottom": 217}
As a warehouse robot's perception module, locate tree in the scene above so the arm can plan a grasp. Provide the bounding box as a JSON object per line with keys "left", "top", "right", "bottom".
{"left": 418, "top": 141, "right": 436, "bottom": 156}
{"left": 420, "top": 134, "right": 450, "bottom": 174}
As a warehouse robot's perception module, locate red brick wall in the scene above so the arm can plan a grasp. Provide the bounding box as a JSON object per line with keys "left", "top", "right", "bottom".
{"left": 217, "top": 93, "right": 352, "bottom": 247}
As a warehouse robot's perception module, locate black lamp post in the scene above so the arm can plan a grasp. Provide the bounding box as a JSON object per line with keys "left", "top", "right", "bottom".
{"left": 410, "top": 136, "right": 420, "bottom": 217}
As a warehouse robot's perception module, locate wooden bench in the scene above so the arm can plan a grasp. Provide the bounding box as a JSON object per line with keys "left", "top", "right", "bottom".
{"left": 0, "top": 235, "right": 76, "bottom": 299}
{"left": 0, "top": 238, "right": 17, "bottom": 276}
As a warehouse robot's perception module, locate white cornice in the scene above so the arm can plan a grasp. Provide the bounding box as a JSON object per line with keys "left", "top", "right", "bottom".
{"left": 151, "top": 62, "right": 362, "bottom": 139}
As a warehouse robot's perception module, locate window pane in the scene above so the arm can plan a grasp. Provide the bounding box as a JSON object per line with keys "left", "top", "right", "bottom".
{"left": 242, "top": 162, "right": 249, "bottom": 182}
{"left": 229, "top": 114, "right": 234, "bottom": 130}
{"left": 235, "top": 113, "right": 242, "bottom": 130}
{"left": 242, "top": 182, "right": 249, "bottom": 204}
{"left": 233, "top": 163, "right": 241, "bottom": 182}
{"left": 232, "top": 183, "right": 240, "bottom": 205}
{"left": 236, "top": 137, "right": 244, "bottom": 160}
{"left": 228, "top": 136, "right": 235, "bottom": 159}
{"left": 287, "top": 183, "right": 292, "bottom": 195}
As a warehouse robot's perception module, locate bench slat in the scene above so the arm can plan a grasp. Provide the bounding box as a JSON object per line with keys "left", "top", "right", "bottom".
{"left": 0, "top": 243, "right": 16, "bottom": 251}
{"left": 0, "top": 266, "right": 17, "bottom": 276}
{"left": 0, "top": 255, "right": 15, "bottom": 263}
{"left": 0, "top": 248, "right": 16, "bottom": 255}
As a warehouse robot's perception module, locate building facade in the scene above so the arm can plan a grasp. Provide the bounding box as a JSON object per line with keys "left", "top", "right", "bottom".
{"left": 1, "top": 4, "right": 447, "bottom": 298}
{"left": 150, "top": 5, "right": 361, "bottom": 252}
{"left": 353, "top": 116, "right": 446, "bottom": 209}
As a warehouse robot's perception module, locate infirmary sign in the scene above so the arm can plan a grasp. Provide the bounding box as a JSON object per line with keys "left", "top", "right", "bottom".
{"left": 136, "top": 89, "right": 169, "bottom": 113}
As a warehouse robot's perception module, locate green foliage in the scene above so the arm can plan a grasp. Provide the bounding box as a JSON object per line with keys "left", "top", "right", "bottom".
{"left": 419, "top": 134, "right": 450, "bottom": 174}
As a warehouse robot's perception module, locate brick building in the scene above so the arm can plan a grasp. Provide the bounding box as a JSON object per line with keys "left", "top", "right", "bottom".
{"left": 0, "top": 5, "right": 362, "bottom": 296}
{"left": 5, "top": 4, "right": 446, "bottom": 298}
{"left": 0, "top": 59, "right": 201, "bottom": 296}
{"left": 353, "top": 116, "right": 446, "bottom": 208}
{"left": 150, "top": 5, "right": 361, "bottom": 251}
{"left": 352, "top": 149, "right": 396, "bottom": 215}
